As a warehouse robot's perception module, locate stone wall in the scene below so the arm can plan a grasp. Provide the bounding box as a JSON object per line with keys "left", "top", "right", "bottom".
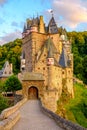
{"left": 22, "top": 80, "right": 44, "bottom": 99}
{"left": 0, "top": 98, "right": 27, "bottom": 130}
{"left": 41, "top": 101, "right": 87, "bottom": 130}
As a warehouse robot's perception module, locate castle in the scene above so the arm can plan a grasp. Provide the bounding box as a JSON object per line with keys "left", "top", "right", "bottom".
{"left": 20, "top": 15, "right": 74, "bottom": 112}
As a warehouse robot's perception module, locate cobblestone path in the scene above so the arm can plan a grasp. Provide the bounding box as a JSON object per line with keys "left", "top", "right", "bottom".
{"left": 12, "top": 100, "right": 64, "bottom": 130}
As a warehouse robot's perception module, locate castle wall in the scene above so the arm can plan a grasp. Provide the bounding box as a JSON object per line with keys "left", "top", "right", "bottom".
{"left": 22, "top": 80, "right": 44, "bottom": 99}
{"left": 22, "top": 32, "right": 47, "bottom": 72}
{"left": 22, "top": 34, "right": 32, "bottom": 72}
{"left": 48, "top": 65, "right": 62, "bottom": 97}
{"left": 41, "top": 90, "right": 58, "bottom": 112}
{"left": 21, "top": 15, "right": 74, "bottom": 112}
{"left": 65, "top": 68, "right": 74, "bottom": 97}
{"left": 62, "top": 67, "right": 74, "bottom": 97}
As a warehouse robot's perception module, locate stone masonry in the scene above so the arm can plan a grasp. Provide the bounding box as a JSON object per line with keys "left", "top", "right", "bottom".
{"left": 20, "top": 15, "right": 74, "bottom": 112}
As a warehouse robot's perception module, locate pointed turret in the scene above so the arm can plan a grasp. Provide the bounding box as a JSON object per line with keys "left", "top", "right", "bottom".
{"left": 30, "top": 17, "right": 39, "bottom": 33}
{"left": 48, "top": 16, "right": 58, "bottom": 34}
{"left": 22, "top": 23, "right": 27, "bottom": 38}
{"left": 59, "top": 47, "right": 68, "bottom": 67}
{"left": 46, "top": 38, "right": 56, "bottom": 65}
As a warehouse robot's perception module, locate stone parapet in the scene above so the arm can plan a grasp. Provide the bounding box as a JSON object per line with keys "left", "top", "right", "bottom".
{"left": 40, "top": 101, "right": 87, "bottom": 130}
{"left": 0, "top": 98, "right": 27, "bottom": 130}
{"left": 0, "top": 98, "right": 27, "bottom": 119}
{"left": 0, "top": 111, "right": 20, "bottom": 130}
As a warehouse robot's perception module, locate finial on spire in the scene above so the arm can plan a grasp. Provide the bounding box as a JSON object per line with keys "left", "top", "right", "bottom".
{"left": 50, "top": 10, "right": 54, "bottom": 17}
{"left": 48, "top": 9, "right": 54, "bottom": 17}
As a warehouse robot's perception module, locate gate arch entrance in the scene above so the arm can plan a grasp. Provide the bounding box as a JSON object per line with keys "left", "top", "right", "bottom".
{"left": 28, "top": 86, "right": 38, "bottom": 99}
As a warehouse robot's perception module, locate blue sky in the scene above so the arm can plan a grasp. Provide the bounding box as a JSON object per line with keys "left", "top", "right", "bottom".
{"left": 0, "top": 0, "right": 87, "bottom": 45}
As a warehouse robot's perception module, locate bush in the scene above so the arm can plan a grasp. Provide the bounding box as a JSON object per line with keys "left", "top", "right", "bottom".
{"left": 0, "top": 94, "right": 9, "bottom": 113}
{"left": 4, "top": 75, "right": 22, "bottom": 94}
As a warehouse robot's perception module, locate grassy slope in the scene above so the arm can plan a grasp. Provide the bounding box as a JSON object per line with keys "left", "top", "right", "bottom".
{"left": 57, "top": 83, "right": 87, "bottom": 128}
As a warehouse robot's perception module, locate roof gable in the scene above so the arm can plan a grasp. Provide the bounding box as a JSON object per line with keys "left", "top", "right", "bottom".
{"left": 0, "top": 61, "right": 13, "bottom": 78}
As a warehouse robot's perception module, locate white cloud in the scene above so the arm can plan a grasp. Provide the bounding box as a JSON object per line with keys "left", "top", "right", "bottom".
{"left": 0, "top": 30, "right": 22, "bottom": 45}
{"left": 45, "top": 0, "right": 87, "bottom": 30}
{"left": 0, "top": 0, "right": 7, "bottom": 6}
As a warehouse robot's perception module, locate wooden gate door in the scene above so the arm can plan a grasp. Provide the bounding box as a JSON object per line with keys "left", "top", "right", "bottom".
{"left": 28, "top": 87, "right": 38, "bottom": 99}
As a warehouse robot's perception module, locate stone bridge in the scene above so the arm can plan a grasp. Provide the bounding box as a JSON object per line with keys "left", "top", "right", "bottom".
{"left": 0, "top": 99, "right": 87, "bottom": 130}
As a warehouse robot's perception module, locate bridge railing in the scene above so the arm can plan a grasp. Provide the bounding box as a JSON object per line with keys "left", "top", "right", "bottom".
{"left": 0, "top": 98, "right": 27, "bottom": 130}
{"left": 40, "top": 102, "right": 87, "bottom": 130}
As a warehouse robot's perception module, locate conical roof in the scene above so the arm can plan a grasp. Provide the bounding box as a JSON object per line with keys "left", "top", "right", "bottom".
{"left": 45, "top": 38, "right": 57, "bottom": 58}
{"left": 23, "top": 23, "right": 27, "bottom": 33}
{"left": 59, "top": 47, "right": 68, "bottom": 67}
{"left": 48, "top": 16, "right": 58, "bottom": 34}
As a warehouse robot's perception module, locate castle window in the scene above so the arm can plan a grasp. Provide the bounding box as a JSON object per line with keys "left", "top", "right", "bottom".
{"left": 68, "top": 70, "right": 70, "bottom": 74}
{"left": 9, "top": 71, "right": 11, "bottom": 74}
{"left": 55, "top": 92, "right": 57, "bottom": 95}
{"left": 38, "top": 68, "right": 40, "bottom": 70}
{"left": 43, "top": 67, "right": 45, "bottom": 70}
{"left": 42, "top": 60, "right": 44, "bottom": 63}
{"left": 44, "top": 54, "right": 46, "bottom": 57}
{"left": 22, "top": 51, "right": 25, "bottom": 59}
{"left": 62, "top": 71, "right": 64, "bottom": 74}
{"left": 5, "top": 71, "right": 7, "bottom": 74}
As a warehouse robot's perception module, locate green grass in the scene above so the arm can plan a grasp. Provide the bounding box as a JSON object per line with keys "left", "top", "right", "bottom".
{"left": 57, "top": 83, "right": 87, "bottom": 128}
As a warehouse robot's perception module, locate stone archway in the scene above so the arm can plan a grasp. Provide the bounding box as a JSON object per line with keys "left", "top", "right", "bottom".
{"left": 28, "top": 86, "right": 38, "bottom": 99}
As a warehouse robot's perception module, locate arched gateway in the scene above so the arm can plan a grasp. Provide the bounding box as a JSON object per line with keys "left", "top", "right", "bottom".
{"left": 28, "top": 86, "right": 38, "bottom": 99}
{"left": 22, "top": 72, "right": 44, "bottom": 100}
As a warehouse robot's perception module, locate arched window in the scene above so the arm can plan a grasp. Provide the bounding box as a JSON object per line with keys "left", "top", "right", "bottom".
{"left": 22, "top": 51, "right": 25, "bottom": 59}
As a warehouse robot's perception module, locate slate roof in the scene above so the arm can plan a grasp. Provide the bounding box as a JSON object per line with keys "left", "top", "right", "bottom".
{"left": 23, "top": 23, "right": 27, "bottom": 33}
{"left": 36, "top": 37, "right": 58, "bottom": 60}
{"left": 0, "top": 61, "right": 13, "bottom": 78}
{"left": 48, "top": 16, "right": 58, "bottom": 34}
{"left": 45, "top": 38, "right": 57, "bottom": 57}
{"left": 59, "top": 47, "right": 68, "bottom": 67}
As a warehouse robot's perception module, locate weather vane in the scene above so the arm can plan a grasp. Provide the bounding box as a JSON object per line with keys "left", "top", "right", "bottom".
{"left": 50, "top": 9, "right": 54, "bottom": 17}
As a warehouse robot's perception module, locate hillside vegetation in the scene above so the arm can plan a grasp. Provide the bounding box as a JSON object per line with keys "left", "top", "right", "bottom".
{"left": 57, "top": 83, "right": 87, "bottom": 128}
{"left": 0, "top": 39, "right": 22, "bottom": 74}
{"left": 67, "top": 31, "right": 87, "bottom": 84}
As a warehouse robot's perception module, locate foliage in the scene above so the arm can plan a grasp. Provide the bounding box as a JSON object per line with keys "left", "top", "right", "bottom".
{"left": 0, "top": 80, "right": 4, "bottom": 93}
{"left": 0, "top": 94, "right": 9, "bottom": 113}
{"left": 57, "top": 83, "right": 87, "bottom": 128}
{"left": 0, "top": 39, "right": 22, "bottom": 74}
{"left": 4, "top": 75, "right": 22, "bottom": 93}
{"left": 67, "top": 31, "right": 87, "bottom": 84}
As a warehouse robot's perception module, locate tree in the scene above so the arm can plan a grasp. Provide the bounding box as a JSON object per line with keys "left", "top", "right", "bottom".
{"left": 4, "top": 75, "right": 22, "bottom": 96}
{"left": 0, "top": 94, "right": 9, "bottom": 113}
{"left": 82, "top": 55, "right": 87, "bottom": 84}
{"left": 0, "top": 80, "right": 4, "bottom": 93}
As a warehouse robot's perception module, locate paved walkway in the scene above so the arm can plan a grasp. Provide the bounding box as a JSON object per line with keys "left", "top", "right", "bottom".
{"left": 12, "top": 100, "right": 64, "bottom": 130}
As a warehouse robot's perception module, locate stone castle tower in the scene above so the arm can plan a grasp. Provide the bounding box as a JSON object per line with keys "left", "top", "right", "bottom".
{"left": 20, "top": 15, "right": 74, "bottom": 112}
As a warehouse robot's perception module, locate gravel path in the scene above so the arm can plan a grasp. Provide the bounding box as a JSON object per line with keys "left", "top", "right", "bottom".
{"left": 12, "top": 100, "right": 64, "bottom": 130}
